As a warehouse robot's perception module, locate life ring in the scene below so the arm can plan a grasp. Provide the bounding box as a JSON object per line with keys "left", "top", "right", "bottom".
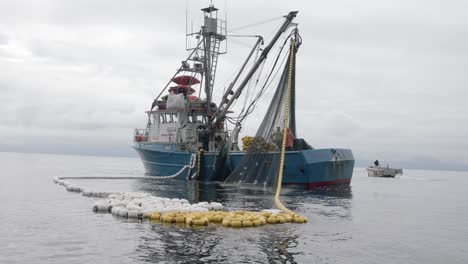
{"left": 135, "top": 135, "right": 145, "bottom": 142}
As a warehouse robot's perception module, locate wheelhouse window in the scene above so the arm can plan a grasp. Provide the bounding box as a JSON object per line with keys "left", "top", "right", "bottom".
{"left": 159, "top": 113, "right": 166, "bottom": 124}
{"left": 187, "top": 113, "right": 207, "bottom": 123}
{"left": 196, "top": 114, "right": 206, "bottom": 123}
{"left": 151, "top": 113, "right": 158, "bottom": 125}
{"left": 165, "top": 113, "right": 173, "bottom": 123}
{"left": 157, "top": 112, "right": 178, "bottom": 124}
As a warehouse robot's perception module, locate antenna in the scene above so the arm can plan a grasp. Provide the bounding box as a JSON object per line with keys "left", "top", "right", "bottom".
{"left": 225, "top": 0, "right": 228, "bottom": 53}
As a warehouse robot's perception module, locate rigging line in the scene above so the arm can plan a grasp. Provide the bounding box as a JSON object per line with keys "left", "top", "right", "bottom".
{"left": 237, "top": 35, "right": 280, "bottom": 119}
{"left": 257, "top": 30, "right": 299, "bottom": 102}
{"left": 254, "top": 48, "right": 290, "bottom": 106}
{"left": 253, "top": 51, "right": 288, "bottom": 104}
{"left": 228, "top": 16, "right": 283, "bottom": 32}
{"left": 226, "top": 34, "right": 262, "bottom": 38}
{"left": 244, "top": 30, "right": 302, "bottom": 131}
{"left": 216, "top": 68, "right": 240, "bottom": 101}
{"left": 236, "top": 37, "right": 284, "bottom": 121}
{"left": 249, "top": 56, "right": 267, "bottom": 104}
{"left": 237, "top": 44, "right": 262, "bottom": 119}
{"left": 215, "top": 40, "right": 261, "bottom": 107}
{"left": 242, "top": 27, "right": 289, "bottom": 110}
{"left": 215, "top": 59, "right": 246, "bottom": 101}
{"left": 225, "top": 117, "right": 235, "bottom": 124}
{"left": 248, "top": 31, "right": 295, "bottom": 103}
{"left": 229, "top": 39, "right": 254, "bottom": 48}
{"left": 237, "top": 59, "right": 265, "bottom": 120}
{"left": 245, "top": 49, "right": 267, "bottom": 112}
{"left": 213, "top": 53, "right": 252, "bottom": 102}
{"left": 242, "top": 62, "right": 284, "bottom": 121}
{"left": 238, "top": 33, "right": 293, "bottom": 122}
{"left": 242, "top": 50, "right": 289, "bottom": 119}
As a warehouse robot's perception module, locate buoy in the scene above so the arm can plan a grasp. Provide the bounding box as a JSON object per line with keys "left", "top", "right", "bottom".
{"left": 242, "top": 220, "right": 253, "bottom": 227}
{"left": 276, "top": 215, "right": 286, "bottom": 224}
{"left": 53, "top": 177, "right": 309, "bottom": 229}
{"left": 262, "top": 212, "right": 272, "bottom": 218}
{"left": 111, "top": 207, "right": 124, "bottom": 216}
{"left": 127, "top": 210, "right": 140, "bottom": 218}
{"left": 231, "top": 220, "right": 242, "bottom": 228}
{"left": 281, "top": 214, "right": 293, "bottom": 222}
{"left": 162, "top": 215, "right": 174, "bottom": 223}
{"left": 253, "top": 220, "right": 262, "bottom": 226}
{"left": 193, "top": 219, "right": 205, "bottom": 226}
{"left": 175, "top": 216, "right": 185, "bottom": 224}
{"left": 149, "top": 213, "right": 161, "bottom": 221}
{"left": 293, "top": 217, "right": 307, "bottom": 224}
{"left": 118, "top": 208, "right": 128, "bottom": 218}
{"left": 185, "top": 217, "right": 194, "bottom": 226}
{"left": 212, "top": 215, "right": 224, "bottom": 223}
{"left": 221, "top": 219, "right": 230, "bottom": 227}
{"left": 267, "top": 216, "right": 278, "bottom": 224}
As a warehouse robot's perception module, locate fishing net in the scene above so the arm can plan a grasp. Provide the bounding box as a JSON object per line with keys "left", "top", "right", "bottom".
{"left": 223, "top": 35, "right": 301, "bottom": 187}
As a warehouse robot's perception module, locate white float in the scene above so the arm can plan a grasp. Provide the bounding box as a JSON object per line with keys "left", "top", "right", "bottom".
{"left": 53, "top": 176, "right": 225, "bottom": 220}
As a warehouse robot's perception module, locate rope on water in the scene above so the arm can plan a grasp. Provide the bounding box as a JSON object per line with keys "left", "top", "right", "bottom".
{"left": 60, "top": 153, "right": 198, "bottom": 181}
{"left": 52, "top": 153, "right": 198, "bottom": 195}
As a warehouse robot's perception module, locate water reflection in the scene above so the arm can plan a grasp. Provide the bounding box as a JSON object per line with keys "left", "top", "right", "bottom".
{"left": 126, "top": 179, "right": 354, "bottom": 263}
{"left": 259, "top": 227, "right": 301, "bottom": 264}
{"left": 132, "top": 178, "right": 354, "bottom": 220}
{"left": 136, "top": 225, "right": 223, "bottom": 263}
{"left": 285, "top": 185, "right": 353, "bottom": 199}
{"left": 133, "top": 179, "right": 230, "bottom": 204}
{"left": 300, "top": 185, "right": 354, "bottom": 220}
{"left": 134, "top": 222, "right": 305, "bottom": 263}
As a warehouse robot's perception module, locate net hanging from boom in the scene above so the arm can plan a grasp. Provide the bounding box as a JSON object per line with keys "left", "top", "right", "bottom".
{"left": 224, "top": 30, "right": 302, "bottom": 187}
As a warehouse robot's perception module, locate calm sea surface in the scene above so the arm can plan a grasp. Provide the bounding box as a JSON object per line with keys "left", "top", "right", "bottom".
{"left": 0, "top": 152, "right": 467, "bottom": 264}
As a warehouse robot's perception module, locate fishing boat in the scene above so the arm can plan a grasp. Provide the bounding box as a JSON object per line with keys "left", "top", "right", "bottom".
{"left": 132, "top": 4, "right": 354, "bottom": 188}
{"left": 367, "top": 160, "right": 403, "bottom": 178}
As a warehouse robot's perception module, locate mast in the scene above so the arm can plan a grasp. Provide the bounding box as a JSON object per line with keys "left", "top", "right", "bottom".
{"left": 194, "top": 5, "right": 227, "bottom": 120}
{"left": 214, "top": 11, "right": 298, "bottom": 122}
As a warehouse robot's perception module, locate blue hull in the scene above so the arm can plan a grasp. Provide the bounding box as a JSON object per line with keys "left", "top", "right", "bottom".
{"left": 132, "top": 142, "right": 354, "bottom": 187}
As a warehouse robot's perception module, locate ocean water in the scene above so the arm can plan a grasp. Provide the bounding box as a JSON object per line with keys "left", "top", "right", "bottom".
{"left": 0, "top": 152, "right": 467, "bottom": 264}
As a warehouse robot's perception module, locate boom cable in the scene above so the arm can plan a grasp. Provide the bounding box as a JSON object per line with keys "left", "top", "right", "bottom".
{"left": 228, "top": 16, "right": 283, "bottom": 32}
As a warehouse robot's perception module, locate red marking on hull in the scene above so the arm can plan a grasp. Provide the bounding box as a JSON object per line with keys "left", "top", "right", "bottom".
{"left": 283, "top": 178, "right": 351, "bottom": 188}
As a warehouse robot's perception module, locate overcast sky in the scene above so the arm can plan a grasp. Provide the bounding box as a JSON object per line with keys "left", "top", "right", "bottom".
{"left": 0, "top": 0, "right": 467, "bottom": 170}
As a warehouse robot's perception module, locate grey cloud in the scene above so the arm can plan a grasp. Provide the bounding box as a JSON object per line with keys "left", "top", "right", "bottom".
{"left": 0, "top": 0, "right": 467, "bottom": 170}
{"left": 0, "top": 32, "right": 9, "bottom": 45}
